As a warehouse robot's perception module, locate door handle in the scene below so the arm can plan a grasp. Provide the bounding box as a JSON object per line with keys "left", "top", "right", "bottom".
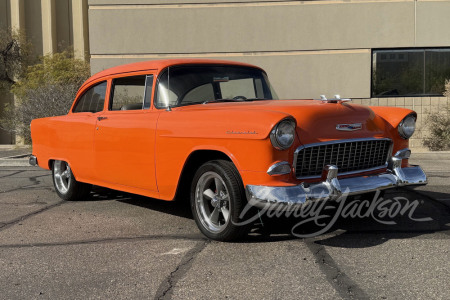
{"left": 97, "top": 116, "right": 108, "bottom": 121}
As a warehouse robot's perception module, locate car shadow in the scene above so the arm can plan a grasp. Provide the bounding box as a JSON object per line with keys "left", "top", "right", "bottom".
{"left": 246, "top": 188, "right": 450, "bottom": 245}
{"left": 82, "top": 186, "right": 193, "bottom": 219}
{"left": 406, "top": 187, "right": 450, "bottom": 208}
{"left": 119, "top": 195, "right": 193, "bottom": 219}
{"left": 87, "top": 186, "right": 134, "bottom": 202}
{"left": 87, "top": 186, "right": 450, "bottom": 246}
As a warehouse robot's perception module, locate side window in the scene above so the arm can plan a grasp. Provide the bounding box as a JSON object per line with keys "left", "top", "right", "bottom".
{"left": 110, "top": 75, "right": 149, "bottom": 111}
{"left": 73, "top": 81, "right": 107, "bottom": 113}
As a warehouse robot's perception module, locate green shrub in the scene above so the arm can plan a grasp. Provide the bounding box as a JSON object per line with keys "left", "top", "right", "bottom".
{"left": 423, "top": 79, "right": 450, "bottom": 151}
{"left": 1, "top": 51, "right": 90, "bottom": 143}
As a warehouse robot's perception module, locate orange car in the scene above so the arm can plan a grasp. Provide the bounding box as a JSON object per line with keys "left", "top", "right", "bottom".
{"left": 30, "top": 59, "right": 427, "bottom": 241}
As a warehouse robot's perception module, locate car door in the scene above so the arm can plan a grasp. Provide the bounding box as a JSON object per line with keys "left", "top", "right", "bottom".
{"left": 94, "top": 74, "right": 159, "bottom": 192}
{"left": 64, "top": 81, "right": 108, "bottom": 182}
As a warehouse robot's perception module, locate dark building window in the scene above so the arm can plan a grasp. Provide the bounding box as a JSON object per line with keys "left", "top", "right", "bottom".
{"left": 372, "top": 49, "right": 450, "bottom": 97}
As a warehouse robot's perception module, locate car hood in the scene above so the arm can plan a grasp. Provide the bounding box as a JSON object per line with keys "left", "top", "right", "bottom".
{"left": 174, "top": 100, "right": 388, "bottom": 144}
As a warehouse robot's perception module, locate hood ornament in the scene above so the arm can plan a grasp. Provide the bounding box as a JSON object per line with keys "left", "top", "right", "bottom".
{"left": 336, "top": 123, "right": 362, "bottom": 131}
{"left": 320, "top": 94, "right": 352, "bottom": 104}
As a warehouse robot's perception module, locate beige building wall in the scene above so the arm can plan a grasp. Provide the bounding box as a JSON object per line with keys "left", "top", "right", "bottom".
{"left": 88, "top": 0, "right": 421, "bottom": 99}
{"left": 88, "top": 0, "right": 450, "bottom": 150}
{"left": 0, "top": 0, "right": 90, "bottom": 144}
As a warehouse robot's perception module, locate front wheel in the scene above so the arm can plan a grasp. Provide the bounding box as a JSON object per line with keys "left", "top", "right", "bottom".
{"left": 52, "top": 160, "right": 91, "bottom": 201}
{"left": 191, "top": 160, "right": 251, "bottom": 241}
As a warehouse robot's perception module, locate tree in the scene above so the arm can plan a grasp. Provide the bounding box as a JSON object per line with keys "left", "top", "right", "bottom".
{"left": 0, "top": 28, "right": 33, "bottom": 91}
{"left": 1, "top": 50, "right": 90, "bottom": 143}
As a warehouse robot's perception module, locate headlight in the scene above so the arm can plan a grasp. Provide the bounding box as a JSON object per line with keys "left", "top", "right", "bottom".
{"left": 270, "top": 118, "right": 296, "bottom": 150}
{"left": 398, "top": 114, "right": 416, "bottom": 139}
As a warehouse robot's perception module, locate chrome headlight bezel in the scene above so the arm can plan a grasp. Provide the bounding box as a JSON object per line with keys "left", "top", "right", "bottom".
{"left": 270, "top": 118, "right": 296, "bottom": 150}
{"left": 398, "top": 114, "right": 416, "bottom": 139}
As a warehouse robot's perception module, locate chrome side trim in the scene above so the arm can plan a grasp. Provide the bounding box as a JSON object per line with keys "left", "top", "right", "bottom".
{"left": 293, "top": 137, "right": 392, "bottom": 179}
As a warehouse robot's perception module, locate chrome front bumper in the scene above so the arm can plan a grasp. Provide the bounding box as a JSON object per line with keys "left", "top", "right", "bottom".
{"left": 246, "top": 155, "right": 427, "bottom": 210}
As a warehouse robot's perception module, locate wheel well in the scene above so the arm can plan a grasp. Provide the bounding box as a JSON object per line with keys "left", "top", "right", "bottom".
{"left": 175, "top": 150, "right": 233, "bottom": 202}
{"left": 48, "top": 159, "right": 54, "bottom": 170}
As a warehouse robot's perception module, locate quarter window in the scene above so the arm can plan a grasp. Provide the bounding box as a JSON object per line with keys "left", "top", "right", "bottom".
{"left": 72, "top": 81, "right": 107, "bottom": 113}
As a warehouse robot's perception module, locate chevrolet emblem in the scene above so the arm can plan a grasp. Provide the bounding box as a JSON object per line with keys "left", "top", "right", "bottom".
{"left": 336, "top": 123, "right": 362, "bottom": 131}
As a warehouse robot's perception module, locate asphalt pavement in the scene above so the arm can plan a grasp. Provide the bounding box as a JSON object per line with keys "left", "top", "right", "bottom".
{"left": 0, "top": 147, "right": 449, "bottom": 299}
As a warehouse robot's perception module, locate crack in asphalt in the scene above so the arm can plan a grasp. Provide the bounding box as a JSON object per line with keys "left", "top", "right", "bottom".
{"left": 0, "top": 171, "right": 48, "bottom": 176}
{"left": 0, "top": 177, "right": 54, "bottom": 194}
{"left": 0, "top": 201, "right": 65, "bottom": 232}
{"left": 305, "top": 239, "right": 370, "bottom": 300}
{"left": 0, "top": 170, "right": 25, "bottom": 178}
{"left": 0, "top": 186, "right": 54, "bottom": 194}
{"left": 0, "top": 234, "right": 206, "bottom": 249}
{"left": 154, "top": 239, "right": 209, "bottom": 300}
{"left": 0, "top": 173, "right": 52, "bottom": 195}
{"left": 0, "top": 201, "right": 49, "bottom": 206}
{"left": 29, "top": 173, "right": 51, "bottom": 181}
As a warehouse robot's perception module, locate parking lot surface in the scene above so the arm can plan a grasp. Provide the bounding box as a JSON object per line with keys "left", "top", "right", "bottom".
{"left": 0, "top": 152, "right": 449, "bottom": 299}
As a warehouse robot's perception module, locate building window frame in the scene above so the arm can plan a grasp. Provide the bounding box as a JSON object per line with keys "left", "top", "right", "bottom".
{"left": 371, "top": 47, "right": 450, "bottom": 98}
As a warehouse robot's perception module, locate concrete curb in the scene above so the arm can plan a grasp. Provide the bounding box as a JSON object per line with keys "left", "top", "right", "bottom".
{"left": 0, "top": 154, "right": 31, "bottom": 167}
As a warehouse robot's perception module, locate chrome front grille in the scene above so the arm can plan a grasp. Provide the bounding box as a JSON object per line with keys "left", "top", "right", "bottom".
{"left": 294, "top": 138, "right": 392, "bottom": 179}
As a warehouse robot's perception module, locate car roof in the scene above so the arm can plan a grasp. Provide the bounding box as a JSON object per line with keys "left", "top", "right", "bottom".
{"left": 82, "top": 59, "right": 263, "bottom": 89}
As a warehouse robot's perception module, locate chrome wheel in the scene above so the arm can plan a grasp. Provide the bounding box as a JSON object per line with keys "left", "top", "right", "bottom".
{"left": 53, "top": 160, "right": 72, "bottom": 194}
{"left": 191, "top": 160, "right": 251, "bottom": 241}
{"left": 195, "top": 171, "right": 231, "bottom": 233}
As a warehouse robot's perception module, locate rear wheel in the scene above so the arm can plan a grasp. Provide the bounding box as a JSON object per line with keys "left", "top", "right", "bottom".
{"left": 52, "top": 160, "right": 91, "bottom": 201}
{"left": 191, "top": 160, "right": 251, "bottom": 241}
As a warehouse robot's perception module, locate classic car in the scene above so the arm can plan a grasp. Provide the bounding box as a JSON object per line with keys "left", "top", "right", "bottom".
{"left": 30, "top": 59, "right": 427, "bottom": 241}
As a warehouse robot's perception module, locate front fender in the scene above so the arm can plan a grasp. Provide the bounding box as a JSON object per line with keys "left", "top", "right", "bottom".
{"left": 156, "top": 108, "right": 291, "bottom": 140}
{"left": 370, "top": 106, "right": 416, "bottom": 130}
{"left": 154, "top": 109, "right": 295, "bottom": 200}
{"left": 370, "top": 106, "right": 417, "bottom": 154}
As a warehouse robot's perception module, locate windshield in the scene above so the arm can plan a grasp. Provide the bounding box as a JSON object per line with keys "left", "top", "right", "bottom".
{"left": 155, "top": 65, "right": 278, "bottom": 108}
